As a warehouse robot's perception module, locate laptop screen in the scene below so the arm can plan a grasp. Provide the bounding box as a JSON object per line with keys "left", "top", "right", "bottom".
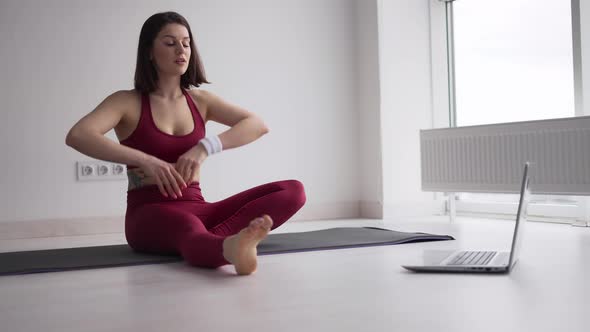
{"left": 507, "top": 162, "right": 532, "bottom": 269}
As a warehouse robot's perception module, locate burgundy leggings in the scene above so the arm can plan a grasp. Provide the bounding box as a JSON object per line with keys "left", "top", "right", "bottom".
{"left": 125, "top": 179, "right": 306, "bottom": 268}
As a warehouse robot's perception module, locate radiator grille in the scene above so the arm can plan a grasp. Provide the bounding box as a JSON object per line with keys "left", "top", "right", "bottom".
{"left": 420, "top": 116, "right": 590, "bottom": 195}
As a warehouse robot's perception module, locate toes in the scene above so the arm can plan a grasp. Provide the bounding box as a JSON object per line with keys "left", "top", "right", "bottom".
{"left": 261, "top": 215, "right": 273, "bottom": 229}
{"left": 250, "top": 217, "right": 264, "bottom": 226}
{"left": 245, "top": 216, "right": 272, "bottom": 234}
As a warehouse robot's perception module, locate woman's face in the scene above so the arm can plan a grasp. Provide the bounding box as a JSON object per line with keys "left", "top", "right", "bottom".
{"left": 150, "top": 23, "right": 191, "bottom": 76}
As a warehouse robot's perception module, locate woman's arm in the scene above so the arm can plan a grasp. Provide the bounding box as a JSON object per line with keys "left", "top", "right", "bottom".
{"left": 200, "top": 90, "right": 269, "bottom": 150}
{"left": 65, "top": 90, "right": 149, "bottom": 167}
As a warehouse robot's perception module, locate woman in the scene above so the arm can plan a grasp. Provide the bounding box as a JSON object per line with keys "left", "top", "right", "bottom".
{"left": 65, "top": 11, "right": 306, "bottom": 275}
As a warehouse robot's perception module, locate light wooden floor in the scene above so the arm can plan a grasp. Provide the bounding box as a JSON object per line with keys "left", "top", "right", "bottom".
{"left": 1, "top": 217, "right": 588, "bottom": 332}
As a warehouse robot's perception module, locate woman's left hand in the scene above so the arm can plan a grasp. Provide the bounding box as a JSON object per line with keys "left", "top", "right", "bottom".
{"left": 175, "top": 143, "right": 208, "bottom": 184}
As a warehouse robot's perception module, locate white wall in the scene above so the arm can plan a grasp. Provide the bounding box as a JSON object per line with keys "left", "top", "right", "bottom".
{"left": 356, "top": 0, "right": 383, "bottom": 218}
{"left": 377, "top": 0, "right": 439, "bottom": 218}
{"left": 0, "top": 0, "right": 368, "bottom": 223}
{"left": 13, "top": 0, "right": 549, "bottom": 225}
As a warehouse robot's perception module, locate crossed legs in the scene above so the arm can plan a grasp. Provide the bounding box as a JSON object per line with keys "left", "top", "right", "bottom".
{"left": 125, "top": 180, "right": 306, "bottom": 275}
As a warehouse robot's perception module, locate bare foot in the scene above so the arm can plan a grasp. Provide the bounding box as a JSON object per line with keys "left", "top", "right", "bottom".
{"left": 222, "top": 215, "right": 273, "bottom": 275}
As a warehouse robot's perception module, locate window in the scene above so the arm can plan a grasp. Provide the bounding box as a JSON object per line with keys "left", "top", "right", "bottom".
{"left": 454, "top": 0, "right": 575, "bottom": 126}
{"left": 431, "top": 0, "right": 585, "bottom": 223}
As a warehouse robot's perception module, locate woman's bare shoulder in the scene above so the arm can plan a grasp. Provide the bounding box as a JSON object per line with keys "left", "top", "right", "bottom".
{"left": 186, "top": 87, "right": 207, "bottom": 105}
{"left": 186, "top": 87, "right": 209, "bottom": 120}
{"left": 106, "top": 89, "right": 141, "bottom": 112}
{"left": 97, "top": 89, "right": 141, "bottom": 124}
{"left": 121, "top": 89, "right": 142, "bottom": 103}
{"left": 97, "top": 89, "right": 139, "bottom": 106}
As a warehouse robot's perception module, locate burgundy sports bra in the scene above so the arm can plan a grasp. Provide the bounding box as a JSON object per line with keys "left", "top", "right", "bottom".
{"left": 119, "top": 89, "right": 206, "bottom": 169}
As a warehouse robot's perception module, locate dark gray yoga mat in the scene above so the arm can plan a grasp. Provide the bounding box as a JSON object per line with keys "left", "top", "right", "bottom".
{"left": 0, "top": 227, "right": 453, "bottom": 276}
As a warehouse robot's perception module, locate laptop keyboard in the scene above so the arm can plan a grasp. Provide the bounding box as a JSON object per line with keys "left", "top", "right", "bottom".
{"left": 446, "top": 251, "right": 496, "bottom": 266}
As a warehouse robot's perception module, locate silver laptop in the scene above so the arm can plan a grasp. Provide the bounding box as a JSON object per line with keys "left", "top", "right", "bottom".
{"left": 402, "top": 162, "right": 531, "bottom": 273}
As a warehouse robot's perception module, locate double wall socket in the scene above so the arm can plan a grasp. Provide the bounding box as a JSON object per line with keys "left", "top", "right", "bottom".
{"left": 77, "top": 161, "right": 127, "bottom": 181}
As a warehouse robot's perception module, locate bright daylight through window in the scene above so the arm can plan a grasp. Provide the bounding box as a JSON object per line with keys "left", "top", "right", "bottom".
{"left": 450, "top": 0, "right": 580, "bottom": 221}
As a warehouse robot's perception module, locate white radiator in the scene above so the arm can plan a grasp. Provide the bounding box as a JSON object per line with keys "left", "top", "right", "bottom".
{"left": 420, "top": 116, "right": 590, "bottom": 195}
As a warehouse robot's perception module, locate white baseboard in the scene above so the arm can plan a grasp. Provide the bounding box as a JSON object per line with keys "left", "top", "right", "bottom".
{"left": 0, "top": 216, "right": 125, "bottom": 240}
{"left": 0, "top": 201, "right": 383, "bottom": 240}
{"left": 293, "top": 201, "right": 361, "bottom": 221}
{"left": 360, "top": 200, "right": 383, "bottom": 219}
{"left": 383, "top": 200, "right": 444, "bottom": 219}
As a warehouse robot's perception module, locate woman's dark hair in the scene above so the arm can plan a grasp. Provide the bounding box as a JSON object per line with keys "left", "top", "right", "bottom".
{"left": 134, "top": 11, "right": 210, "bottom": 94}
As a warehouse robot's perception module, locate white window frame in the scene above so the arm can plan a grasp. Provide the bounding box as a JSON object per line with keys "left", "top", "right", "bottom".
{"left": 428, "top": 0, "right": 590, "bottom": 225}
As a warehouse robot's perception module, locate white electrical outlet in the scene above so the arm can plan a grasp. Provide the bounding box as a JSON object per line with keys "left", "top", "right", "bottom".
{"left": 97, "top": 162, "right": 111, "bottom": 176}
{"left": 112, "top": 164, "right": 126, "bottom": 175}
{"left": 77, "top": 162, "right": 97, "bottom": 181}
{"left": 76, "top": 161, "right": 127, "bottom": 181}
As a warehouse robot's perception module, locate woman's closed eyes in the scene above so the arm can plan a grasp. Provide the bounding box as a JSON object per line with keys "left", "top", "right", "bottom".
{"left": 166, "top": 43, "right": 189, "bottom": 48}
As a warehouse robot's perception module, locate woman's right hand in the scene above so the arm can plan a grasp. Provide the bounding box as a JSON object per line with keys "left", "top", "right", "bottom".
{"left": 138, "top": 155, "right": 187, "bottom": 198}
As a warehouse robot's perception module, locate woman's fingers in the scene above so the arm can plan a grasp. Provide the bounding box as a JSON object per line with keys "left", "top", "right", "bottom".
{"left": 154, "top": 175, "right": 168, "bottom": 197}
{"left": 170, "top": 167, "right": 187, "bottom": 190}
{"left": 160, "top": 173, "right": 176, "bottom": 198}
{"left": 176, "top": 160, "right": 198, "bottom": 184}
{"left": 177, "top": 161, "right": 188, "bottom": 182}
{"left": 165, "top": 168, "right": 185, "bottom": 197}
{"left": 184, "top": 162, "right": 197, "bottom": 183}
{"left": 151, "top": 162, "right": 191, "bottom": 198}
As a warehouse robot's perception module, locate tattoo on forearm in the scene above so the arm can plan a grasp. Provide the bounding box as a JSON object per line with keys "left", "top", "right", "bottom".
{"left": 127, "top": 170, "right": 146, "bottom": 190}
